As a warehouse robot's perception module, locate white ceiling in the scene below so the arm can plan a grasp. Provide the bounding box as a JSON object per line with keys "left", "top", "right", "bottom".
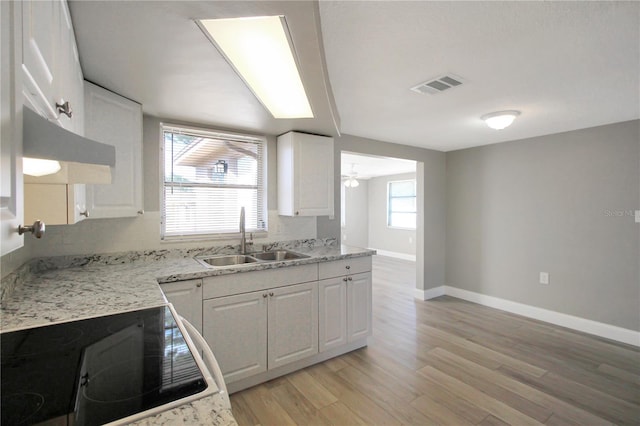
{"left": 69, "top": 1, "right": 639, "bottom": 152}
{"left": 68, "top": 1, "right": 340, "bottom": 137}
{"left": 320, "top": 1, "right": 640, "bottom": 151}
{"left": 341, "top": 152, "right": 415, "bottom": 180}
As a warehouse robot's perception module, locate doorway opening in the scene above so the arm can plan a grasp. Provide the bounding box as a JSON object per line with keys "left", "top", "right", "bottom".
{"left": 341, "top": 151, "right": 419, "bottom": 291}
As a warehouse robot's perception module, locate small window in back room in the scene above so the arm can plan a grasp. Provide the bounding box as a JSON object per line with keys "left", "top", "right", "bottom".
{"left": 387, "top": 179, "right": 416, "bottom": 229}
{"left": 161, "top": 125, "right": 267, "bottom": 239}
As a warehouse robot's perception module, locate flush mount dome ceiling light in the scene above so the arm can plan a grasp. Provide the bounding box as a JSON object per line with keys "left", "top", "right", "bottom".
{"left": 481, "top": 110, "right": 521, "bottom": 130}
{"left": 198, "top": 16, "right": 313, "bottom": 119}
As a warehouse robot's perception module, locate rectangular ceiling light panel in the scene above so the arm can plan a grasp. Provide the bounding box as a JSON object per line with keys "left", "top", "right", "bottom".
{"left": 199, "top": 16, "right": 313, "bottom": 119}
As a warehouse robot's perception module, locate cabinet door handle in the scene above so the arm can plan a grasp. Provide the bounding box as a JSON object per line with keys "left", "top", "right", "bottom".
{"left": 345, "top": 265, "right": 351, "bottom": 270}
{"left": 269, "top": 292, "right": 274, "bottom": 297}
{"left": 196, "top": 282, "right": 202, "bottom": 288}
{"left": 18, "top": 221, "right": 45, "bottom": 239}
{"left": 348, "top": 277, "right": 353, "bottom": 281}
{"left": 79, "top": 210, "right": 89, "bottom": 218}
{"left": 343, "top": 277, "right": 348, "bottom": 282}
{"left": 262, "top": 293, "right": 268, "bottom": 298}
{"left": 56, "top": 100, "right": 73, "bottom": 118}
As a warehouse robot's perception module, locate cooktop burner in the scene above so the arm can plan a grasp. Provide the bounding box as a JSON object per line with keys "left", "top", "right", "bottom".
{"left": 1, "top": 306, "right": 208, "bottom": 425}
{"left": 0, "top": 393, "right": 44, "bottom": 425}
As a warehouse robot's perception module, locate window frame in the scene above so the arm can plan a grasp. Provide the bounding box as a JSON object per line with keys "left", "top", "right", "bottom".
{"left": 159, "top": 122, "right": 268, "bottom": 242}
{"left": 387, "top": 179, "right": 417, "bottom": 230}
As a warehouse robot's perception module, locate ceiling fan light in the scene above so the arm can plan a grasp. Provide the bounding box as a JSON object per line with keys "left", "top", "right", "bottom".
{"left": 481, "top": 110, "right": 521, "bottom": 130}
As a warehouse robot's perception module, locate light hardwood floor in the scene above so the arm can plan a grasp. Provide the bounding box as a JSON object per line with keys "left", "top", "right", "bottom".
{"left": 230, "top": 256, "right": 640, "bottom": 425}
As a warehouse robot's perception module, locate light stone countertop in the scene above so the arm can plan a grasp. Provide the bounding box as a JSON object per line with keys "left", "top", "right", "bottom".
{"left": 0, "top": 240, "right": 375, "bottom": 426}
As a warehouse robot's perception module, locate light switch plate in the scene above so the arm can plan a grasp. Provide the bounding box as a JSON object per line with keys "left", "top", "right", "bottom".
{"left": 539, "top": 272, "right": 550, "bottom": 285}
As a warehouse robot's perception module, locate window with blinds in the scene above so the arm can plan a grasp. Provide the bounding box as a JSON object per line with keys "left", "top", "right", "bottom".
{"left": 162, "top": 125, "right": 266, "bottom": 239}
{"left": 387, "top": 179, "right": 416, "bottom": 229}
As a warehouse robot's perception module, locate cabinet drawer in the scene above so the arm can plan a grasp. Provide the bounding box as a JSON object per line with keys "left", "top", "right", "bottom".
{"left": 203, "top": 264, "right": 318, "bottom": 299}
{"left": 318, "top": 256, "right": 372, "bottom": 280}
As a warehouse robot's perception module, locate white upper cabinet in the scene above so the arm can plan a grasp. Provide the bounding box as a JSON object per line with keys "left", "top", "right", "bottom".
{"left": 1, "top": 1, "right": 24, "bottom": 255}
{"left": 84, "top": 81, "right": 143, "bottom": 218}
{"left": 22, "top": 0, "right": 83, "bottom": 133}
{"left": 277, "top": 131, "right": 334, "bottom": 217}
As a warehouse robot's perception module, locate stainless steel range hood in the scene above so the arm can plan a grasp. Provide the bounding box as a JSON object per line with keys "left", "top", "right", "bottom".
{"left": 23, "top": 107, "right": 116, "bottom": 184}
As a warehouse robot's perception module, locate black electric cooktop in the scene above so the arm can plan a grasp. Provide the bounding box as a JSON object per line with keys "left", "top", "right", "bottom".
{"left": 1, "top": 306, "right": 208, "bottom": 425}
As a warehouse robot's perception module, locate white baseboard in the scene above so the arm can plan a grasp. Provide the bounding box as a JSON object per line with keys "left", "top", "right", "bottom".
{"left": 371, "top": 248, "right": 416, "bottom": 262}
{"left": 412, "top": 285, "right": 639, "bottom": 347}
{"left": 414, "top": 286, "right": 445, "bottom": 300}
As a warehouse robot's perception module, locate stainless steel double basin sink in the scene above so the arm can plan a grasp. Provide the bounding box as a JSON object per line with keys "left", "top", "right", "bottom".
{"left": 195, "top": 250, "right": 309, "bottom": 268}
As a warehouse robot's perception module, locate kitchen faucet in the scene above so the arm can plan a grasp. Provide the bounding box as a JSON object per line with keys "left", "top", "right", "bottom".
{"left": 239, "top": 207, "right": 246, "bottom": 254}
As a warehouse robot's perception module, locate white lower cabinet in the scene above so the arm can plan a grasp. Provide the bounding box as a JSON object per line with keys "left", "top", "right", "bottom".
{"left": 319, "top": 257, "right": 373, "bottom": 352}
{"left": 347, "top": 272, "right": 373, "bottom": 342}
{"left": 202, "top": 281, "right": 318, "bottom": 384}
{"left": 268, "top": 282, "right": 318, "bottom": 369}
{"left": 160, "top": 256, "right": 373, "bottom": 393}
{"left": 203, "top": 291, "right": 268, "bottom": 384}
{"left": 318, "top": 278, "right": 348, "bottom": 351}
{"left": 161, "top": 279, "right": 203, "bottom": 333}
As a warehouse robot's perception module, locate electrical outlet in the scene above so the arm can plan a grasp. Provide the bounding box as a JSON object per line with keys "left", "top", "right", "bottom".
{"left": 539, "top": 272, "right": 550, "bottom": 285}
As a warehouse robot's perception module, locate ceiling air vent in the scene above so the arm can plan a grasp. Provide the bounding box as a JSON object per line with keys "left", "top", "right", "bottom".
{"left": 411, "top": 75, "right": 464, "bottom": 95}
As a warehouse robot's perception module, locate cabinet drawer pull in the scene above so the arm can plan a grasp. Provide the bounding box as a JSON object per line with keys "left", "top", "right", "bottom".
{"left": 79, "top": 210, "right": 89, "bottom": 218}
{"left": 196, "top": 282, "right": 202, "bottom": 288}
{"left": 262, "top": 293, "right": 268, "bottom": 298}
{"left": 269, "top": 292, "right": 274, "bottom": 297}
{"left": 348, "top": 277, "right": 353, "bottom": 281}
{"left": 345, "top": 265, "right": 351, "bottom": 270}
{"left": 343, "top": 277, "right": 348, "bottom": 282}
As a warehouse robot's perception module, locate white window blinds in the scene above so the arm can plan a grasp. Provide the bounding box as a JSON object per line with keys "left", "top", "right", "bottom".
{"left": 162, "top": 125, "right": 266, "bottom": 239}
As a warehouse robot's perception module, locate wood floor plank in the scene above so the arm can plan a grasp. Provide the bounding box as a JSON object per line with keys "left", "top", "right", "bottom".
{"left": 410, "top": 394, "right": 476, "bottom": 425}
{"left": 229, "top": 256, "right": 640, "bottom": 426}
{"left": 335, "top": 364, "right": 435, "bottom": 425}
{"left": 597, "top": 362, "right": 640, "bottom": 386}
{"left": 286, "top": 370, "right": 338, "bottom": 410}
{"left": 418, "top": 323, "right": 548, "bottom": 378}
{"left": 238, "top": 384, "right": 297, "bottom": 426}
{"left": 319, "top": 402, "right": 368, "bottom": 426}
{"left": 270, "top": 381, "right": 332, "bottom": 426}
{"left": 423, "top": 348, "right": 553, "bottom": 422}
{"left": 306, "top": 363, "right": 402, "bottom": 425}
{"left": 418, "top": 365, "right": 544, "bottom": 426}
{"left": 426, "top": 347, "right": 613, "bottom": 425}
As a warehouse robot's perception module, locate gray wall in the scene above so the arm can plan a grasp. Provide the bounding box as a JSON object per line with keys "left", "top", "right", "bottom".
{"left": 446, "top": 120, "right": 640, "bottom": 331}
{"left": 368, "top": 172, "right": 417, "bottom": 256}
{"left": 341, "top": 179, "right": 369, "bottom": 249}
{"left": 319, "top": 134, "right": 447, "bottom": 291}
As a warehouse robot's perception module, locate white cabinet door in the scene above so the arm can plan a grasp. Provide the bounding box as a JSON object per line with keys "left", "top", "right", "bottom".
{"left": 57, "top": 0, "right": 83, "bottom": 134}
{"left": 268, "top": 281, "right": 318, "bottom": 369}
{"left": 1, "top": 1, "right": 24, "bottom": 255}
{"left": 203, "top": 291, "right": 267, "bottom": 384}
{"left": 277, "top": 131, "right": 334, "bottom": 217}
{"left": 21, "top": 0, "right": 59, "bottom": 121}
{"left": 347, "top": 272, "right": 372, "bottom": 342}
{"left": 84, "top": 81, "right": 142, "bottom": 218}
{"left": 161, "top": 279, "right": 203, "bottom": 333}
{"left": 318, "top": 277, "right": 347, "bottom": 352}
{"left": 24, "top": 183, "right": 86, "bottom": 225}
